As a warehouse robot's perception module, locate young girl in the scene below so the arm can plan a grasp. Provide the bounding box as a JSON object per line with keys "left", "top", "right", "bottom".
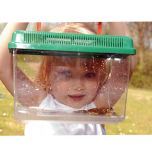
{"left": 35, "top": 55, "right": 108, "bottom": 111}
{"left": 0, "top": 22, "right": 131, "bottom": 135}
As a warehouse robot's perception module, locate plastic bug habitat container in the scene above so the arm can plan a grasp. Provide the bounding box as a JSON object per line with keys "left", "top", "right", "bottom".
{"left": 9, "top": 30, "right": 136, "bottom": 124}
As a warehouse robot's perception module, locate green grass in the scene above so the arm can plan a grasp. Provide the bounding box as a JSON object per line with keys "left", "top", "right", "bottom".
{"left": 0, "top": 82, "right": 24, "bottom": 135}
{"left": 106, "top": 88, "right": 152, "bottom": 134}
{"left": 0, "top": 81, "right": 152, "bottom": 135}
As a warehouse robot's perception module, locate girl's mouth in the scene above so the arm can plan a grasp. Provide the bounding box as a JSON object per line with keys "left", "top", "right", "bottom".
{"left": 68, "top": 95, "right": 85, "bottom": 101}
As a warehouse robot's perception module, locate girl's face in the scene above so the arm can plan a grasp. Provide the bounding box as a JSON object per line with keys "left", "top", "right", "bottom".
{"left": 49, "top": 57, "right": 107, "bottom": 109}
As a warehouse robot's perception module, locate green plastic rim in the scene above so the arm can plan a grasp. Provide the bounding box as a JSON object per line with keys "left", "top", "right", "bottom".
{"left": 8, "top": 30, "right": 136, "bottom": 55}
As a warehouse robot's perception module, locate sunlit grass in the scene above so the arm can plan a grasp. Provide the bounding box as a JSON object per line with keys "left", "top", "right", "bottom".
{"left": 0, "top": 82, "right": 24, "bottom": 135}
{"left": 106, "top": 88, "right": 152, "bottom": 134}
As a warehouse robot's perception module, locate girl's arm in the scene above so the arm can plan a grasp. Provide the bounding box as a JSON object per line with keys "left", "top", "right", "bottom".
{"left": 108, "top": 22, "right": 130, "bottom": 36}
{"left": 0, "top": 23, "right": 28, "bottom": 95}
{"left": 95, "top": 22, "right": 136, "bottom": 108}
{"left": 0, "top": 23, "right": 46, "bottom": 106}
{"left": 108, "top": 22, "right": 136, "bottom": 76}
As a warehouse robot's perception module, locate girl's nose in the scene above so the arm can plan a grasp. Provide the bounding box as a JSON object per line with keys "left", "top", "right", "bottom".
{"left": 72, "top": 79, "right": 84, "bottom": 91}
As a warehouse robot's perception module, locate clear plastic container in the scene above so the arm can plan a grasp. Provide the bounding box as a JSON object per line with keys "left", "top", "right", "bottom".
{"left": 9, "top": 30, "right": 136, "bottom": 123}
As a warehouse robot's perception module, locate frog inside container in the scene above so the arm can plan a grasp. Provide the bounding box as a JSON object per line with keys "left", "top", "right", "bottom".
{"left": 8, "top": 30, "right": 136, "bottom": 124}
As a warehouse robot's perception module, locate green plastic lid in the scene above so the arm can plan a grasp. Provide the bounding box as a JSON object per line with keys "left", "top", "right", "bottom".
{"left": 8, "top": 30, "right": 136, "bottom": 55}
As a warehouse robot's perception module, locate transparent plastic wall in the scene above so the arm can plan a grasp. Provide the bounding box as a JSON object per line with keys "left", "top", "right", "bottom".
{"left": 13, "top": 50, "right": 130, "bottom": 123}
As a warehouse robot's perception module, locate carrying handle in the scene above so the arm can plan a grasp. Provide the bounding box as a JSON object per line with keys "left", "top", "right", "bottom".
{"left": 97, "top": 22, "right": 102, "bottom": 34}
{"left": 36, "top": 22, "right": 41, "bottom": 31}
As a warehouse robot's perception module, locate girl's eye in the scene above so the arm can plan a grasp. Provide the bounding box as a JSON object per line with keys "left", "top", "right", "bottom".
{"left": 84, "top": 72, "right": 96, "bottom": 79}
{"left": 58, "top": 70, "right": 72, "bottom": 79}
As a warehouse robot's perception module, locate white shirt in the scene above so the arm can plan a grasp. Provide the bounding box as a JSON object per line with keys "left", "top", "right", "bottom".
{"left": 24, "top": 94, "right": 106, "bottom": 135}
{"left": 39, "top": 94, "right": 96, "bottom": 111}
